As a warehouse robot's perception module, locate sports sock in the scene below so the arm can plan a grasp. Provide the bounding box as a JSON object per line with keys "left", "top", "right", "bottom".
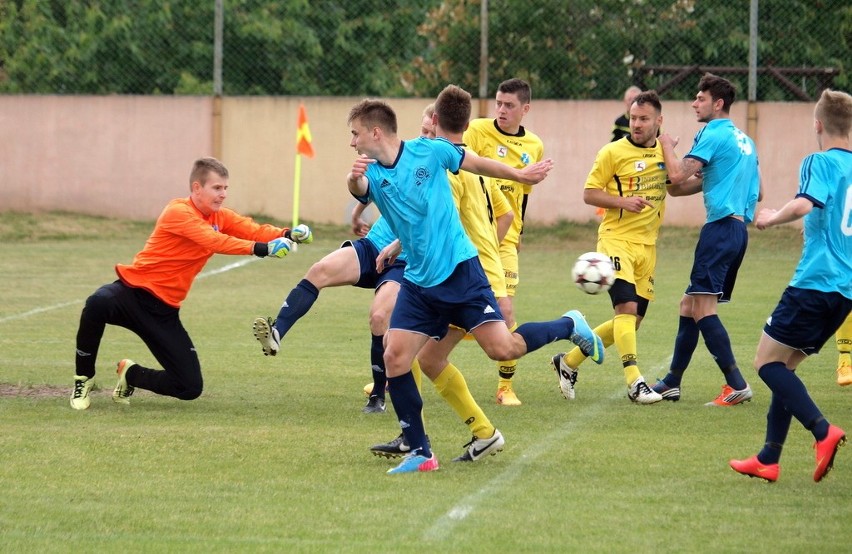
{"left": 664, "top": 315, "right": 700, "bottom": 387}
{"left": 411, "top": 358, "right": 425, "bottom": 427}
{"left": 757, "top": 392, "right": 792, "bottom": 465}
{"left": 758, "top": 362, "right": 829, "bottom": 440}
{"left": 434, "top": 363, "right": 493, "bottom": 439}
{"left": 613, "top": 313, "right": 640, "bottom": 386}
{"left": 387, "top": 371, "right": 430, "bottom": 457}
{"left": 273, "top": 279, "right": 319, "bottom": 337}
{"left": 516, "top": 317, "right": 575, "bottom": 353}
{"left": 370, "top": 334, "right": 386, "bottom": 399}
{"left": 697, "top": 315, "right": 748, "bottom": 390}
{"left": 565, "top": 319, "right": 615, "bottom": 369}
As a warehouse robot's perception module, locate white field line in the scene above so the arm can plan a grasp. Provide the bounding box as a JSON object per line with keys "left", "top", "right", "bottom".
{"left": 423, "top": 356, "right": 672, "bottom": 542}
{"left": 0, "top": 258, "right": 258, "bottom": 324}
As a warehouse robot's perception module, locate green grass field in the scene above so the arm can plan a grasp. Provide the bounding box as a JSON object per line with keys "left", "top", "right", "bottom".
{"left": 1, "top": 212, "right": 850, "bottom": 553}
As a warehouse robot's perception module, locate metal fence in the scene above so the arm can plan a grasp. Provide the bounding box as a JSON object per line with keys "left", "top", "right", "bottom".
{"left": 0, "top": 0, "right": 848, "bottom": 101}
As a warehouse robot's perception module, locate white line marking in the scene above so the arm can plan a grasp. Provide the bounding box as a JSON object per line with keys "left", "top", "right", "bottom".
{"left": 423, "top": 356, "right": 672, "bottom": 541}
{"left": 0, "top": 257, "right": 259, "bottom": 324}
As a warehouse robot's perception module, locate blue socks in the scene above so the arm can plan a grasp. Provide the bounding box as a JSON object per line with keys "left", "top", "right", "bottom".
{"left": 515, "top": 318, "right": 573, "bottom": 353}
{"left": 757, "top": 391, "right": 792, "bottom": 464}
{"left": 387, "top": 371, "right": 430, "bottom": 457}
{"left": 663, "top": 316, "right": 699, "bottom": 387}
{"left": 370, "top": 334, "right": 386, "bottom": 399}
{"left": 274, "top": 279, "right": 319, "bottom": 337}
{"left": 697, "top": 315, "right": 748, "bottom": 390}
{"left": 758, "top": 361, "right": 828, "bottom": 441}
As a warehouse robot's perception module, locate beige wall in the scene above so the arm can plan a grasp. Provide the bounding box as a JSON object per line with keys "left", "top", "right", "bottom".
{"left": 1, "top": 95, "right": 817, "bottom": 227}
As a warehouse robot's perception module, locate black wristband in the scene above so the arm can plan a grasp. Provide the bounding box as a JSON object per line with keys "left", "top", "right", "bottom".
{"left": 253, "top": 242, "right": 269, "bottom": 257}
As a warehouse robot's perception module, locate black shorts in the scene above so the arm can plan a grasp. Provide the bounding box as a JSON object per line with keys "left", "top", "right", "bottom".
{"left": 763, "top": 287, "right": 852, "bottom": 355}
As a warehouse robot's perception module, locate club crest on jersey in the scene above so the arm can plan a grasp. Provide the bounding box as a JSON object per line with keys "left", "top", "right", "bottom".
{"left": 634, "top": 161, "right": 646, "bottom": 171}
{"left": 496, "top": 146, "right": 508, "bottom": 158}
{"left": 521, "top": 153, "right": 531, "bottom": 165}
{"left": 414, "top": 166, "right": 430, "bottom": 186}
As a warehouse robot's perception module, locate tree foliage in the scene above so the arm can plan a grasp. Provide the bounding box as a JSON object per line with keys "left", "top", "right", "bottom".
{"left": 0, "top": 0, "right": 847, "bottom": 99}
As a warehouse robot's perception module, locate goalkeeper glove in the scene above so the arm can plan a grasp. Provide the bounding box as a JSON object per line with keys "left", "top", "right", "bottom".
{"left": 267, "top": 237, "right": 294, "bottom": 258}
{"left": 286, "top": 224, "right": 313, "bottom": 244}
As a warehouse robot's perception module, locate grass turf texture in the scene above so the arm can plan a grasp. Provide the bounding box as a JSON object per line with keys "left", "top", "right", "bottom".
{"left": 1, "top": 212, "right": 851, "bottom": 552}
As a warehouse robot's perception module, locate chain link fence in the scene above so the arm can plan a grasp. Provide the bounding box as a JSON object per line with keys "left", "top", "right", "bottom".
{"left": 0, "top": 0, "right": 848, "bottom": 101}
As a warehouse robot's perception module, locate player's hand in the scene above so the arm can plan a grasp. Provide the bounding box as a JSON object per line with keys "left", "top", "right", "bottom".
{"left": 622, "top": 197, "right": 654, "bottom": 213}
{"left": 517, "top": 158, "right": 554, "bottom": 185}
{"left": 267, "top": 237, "right": 294, "bottom": 258}
{"left": 287, "top": 224, "right": 313, "bottom": 244}
{"left": 754, "top": 208, "right": 777, "bottom": 231}
{"left": 348, "top": 155, "right": 375, "bottom": 181}
{"left": 375, "top": 239, "right": 401, "bottom": 273}
{"left": 658, "top": 133, "right": 679, "bottom": 149}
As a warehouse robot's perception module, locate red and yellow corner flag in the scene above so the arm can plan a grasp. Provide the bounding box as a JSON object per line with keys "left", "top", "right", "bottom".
{"left": 296, "top": 104, "right": 314, "bottom": 158}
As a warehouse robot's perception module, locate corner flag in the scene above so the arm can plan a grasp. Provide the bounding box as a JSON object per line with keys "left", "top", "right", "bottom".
{"left": 293, "top": 104, "right": 314, "bottom": 226}
{"left": 296, "top": 104, "right": 314, "bottom": 158}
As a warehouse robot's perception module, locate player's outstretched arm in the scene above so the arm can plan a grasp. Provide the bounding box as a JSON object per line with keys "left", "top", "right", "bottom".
{"left": 461, "top": 152, "right": 553, "bottom": 185}
{"left": 754, "top": 197, "right": 813, "bottom": 230}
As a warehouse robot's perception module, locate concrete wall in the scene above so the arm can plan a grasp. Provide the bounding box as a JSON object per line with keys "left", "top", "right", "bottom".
{"left": 1, "top": 95, "right": 817, "bottom": 227}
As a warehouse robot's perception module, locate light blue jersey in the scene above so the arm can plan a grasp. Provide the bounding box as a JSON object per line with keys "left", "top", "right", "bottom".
{"left": 354, "top": 137, "right": 479, "bottom": 287}
{"left": 790, "top": 148, "right": 852, "bottom": 298}
{"left": 365, "top": 215, "right": 407, "bottom": 263}
{"left": 686, "top": 118, "right": 760, "bottom": 223}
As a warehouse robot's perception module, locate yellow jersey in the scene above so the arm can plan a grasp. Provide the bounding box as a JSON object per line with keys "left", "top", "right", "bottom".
{"left": 448, "top": 165, "right": 511, "bottom": 296}
{"left": 585, "top": 137, "right": 669, "bottom": 246}
{"left": 463, "top": 118, "right": 544, "bottom": 246}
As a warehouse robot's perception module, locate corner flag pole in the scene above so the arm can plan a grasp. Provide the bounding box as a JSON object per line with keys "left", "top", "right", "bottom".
{"left": 294, "top": 103, "right": 315, "bottom": 226}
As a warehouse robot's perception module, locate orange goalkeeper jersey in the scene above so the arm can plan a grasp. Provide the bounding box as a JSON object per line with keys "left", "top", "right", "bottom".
{"left": 116, "top": 197, "right": 286, "bottom": 307}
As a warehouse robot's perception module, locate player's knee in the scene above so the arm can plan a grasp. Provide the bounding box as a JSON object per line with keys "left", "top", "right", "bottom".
{"left": 83, "top": 287, "right": 113, "bottom": 317}
{"left": 368, "top": 310, "right": 389, "bottom": 334}
{"left": 480, "top": 343, "right": 515, "bottom": 362}
{"left": 174, "top": 374, "right": 203, "bottom": 400}
{"left": 176, "top": 382, "right": 203, "bottom": 400}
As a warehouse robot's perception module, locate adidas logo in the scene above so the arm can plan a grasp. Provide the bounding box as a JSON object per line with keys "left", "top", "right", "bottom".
{"left": 483, "top": 305, "right": 496, "bottom": 314}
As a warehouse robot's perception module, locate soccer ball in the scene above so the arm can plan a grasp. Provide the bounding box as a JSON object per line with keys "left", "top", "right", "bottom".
{"left": 571, "top": 252, "right": 615, "bottom": 295}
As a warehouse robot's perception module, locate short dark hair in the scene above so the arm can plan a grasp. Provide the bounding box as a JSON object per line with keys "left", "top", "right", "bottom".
{"left": 434, "top": 84, "right": 472, "bottom": 134}
{"left": 347, "top": 99, "right": 398, "bottom": 134}
{"left": 633, "top": 90, "right": 662, "bottom": 113}
{"left": 190, "top": 157, "right": 228, "bottom": 189}
{"left": 497, "top": 78, "right": 531, "bottom": 104}
{"left": 698, "top": 73, "right": 736, "bottom": 112}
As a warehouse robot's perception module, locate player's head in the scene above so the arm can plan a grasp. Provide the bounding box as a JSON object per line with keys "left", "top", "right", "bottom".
{"left": 694, "top": 73, "right": 735, "bottom": 121}
{"left": 421, "top": 103, "right": 436, "bottom": 138}
{"left": 348, "top": 99, "right": 398, "bottom": 135}
{"left": 629, "top": 90, "right": 663, "bottom": 147}
{"left": 494, "top": 78, "right": 531, "bottom": 133}
{"left": 498, "top": 78, "right": 532, "bottom": 105}
{"left": 189, "top": 157, "right": 229, "bottom": 215}
{"left": 348, "top": 99, "right": 398, "bottom": 155}
{"left": 189, "top": 157, "right": 228, "bottom": 190}
{"left": 814, "top": 89, "right": 852, "bottom": 145}
{"left": 623, "top": 85, "right": 642, "bottom": 111}
{"left": 434, "top": 85, "right": 472, "bottom": 135}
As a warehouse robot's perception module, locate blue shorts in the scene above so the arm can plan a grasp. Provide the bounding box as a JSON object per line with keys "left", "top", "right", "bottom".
{"left": 686, "top": 217, "right": 748, "bottom": 302}
{"left": 341, "top": 238, "right": 405, "bottom": 291}
{"left": 763, "top": 287, "right": 852, "bottom": 355}
{"left": 390, "top": 257, "right": 504, "bottom": 340}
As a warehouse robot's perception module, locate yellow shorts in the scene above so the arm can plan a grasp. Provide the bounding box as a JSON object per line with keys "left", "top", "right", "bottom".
{"left": 596, "top": 237, "right": 656, "bottom": 301}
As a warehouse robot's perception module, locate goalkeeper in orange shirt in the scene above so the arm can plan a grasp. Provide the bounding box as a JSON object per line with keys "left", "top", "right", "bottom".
{"left": 70, "top": 157, "right": 313, "bottom": 409}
